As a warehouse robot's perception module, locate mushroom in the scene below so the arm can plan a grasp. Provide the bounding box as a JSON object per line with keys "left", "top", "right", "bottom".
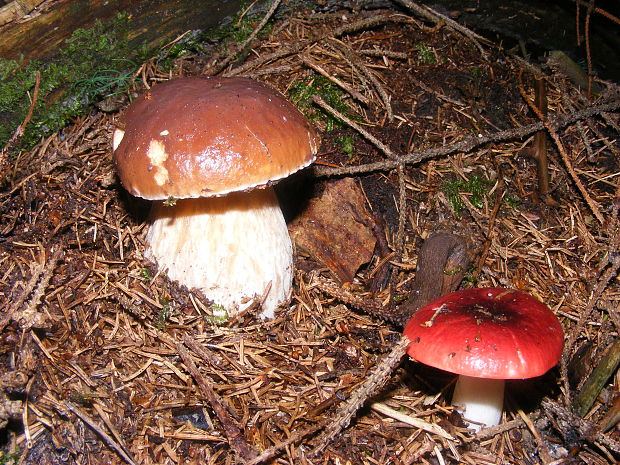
{"left": 403, "top": 288, "right": 564, "bottom": 431}
{"left": 113, "top": 77, "right": 319, "bottom": 318}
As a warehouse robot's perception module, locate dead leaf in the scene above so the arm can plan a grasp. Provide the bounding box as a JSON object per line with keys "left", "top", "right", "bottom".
{"left": 289, "top": 178, "right": 376, "bottom": 283}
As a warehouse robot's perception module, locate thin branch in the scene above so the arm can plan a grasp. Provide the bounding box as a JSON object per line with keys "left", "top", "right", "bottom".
{"left": 301, "top": 55, "right": 370, "bottom": 104}
{"left": 518, "top": 71, "right": 605, "bottom": 224}
{"left": 244, "top": 423, "right": 326, "bottom": 465}
{"left": 569, "top": 0, "right": 620, "bottom": 26}
{"left": 328, "top": 38, "right": 393, "bottom": 121}
{"left": 394, "top": 0, "right": 490, "bottom": 58}
{"left": 312, "top": 98, "right": 620, "bottom": 177}
{"left": 64, "top": 401, "right": 138, "bottom": 465}
{"left": 312, "top": 95, "right": 397, "bottom": 158}
{"left": 224, "top": 14, "right": 411, "bottom": 77}
{"left": 309, "top": 337, "right": 411, "bottom": 456}
{"left": 370, "top": 402, "right": 454, "bottom": 439}
{"left": 210, "top": 0, "right": 283, "bottom": 75}
{"left": 0, "top": 246, "right": 62, "bottom": 331}
{"left": 177, "top": 338, "right": 257, "bottom": 460}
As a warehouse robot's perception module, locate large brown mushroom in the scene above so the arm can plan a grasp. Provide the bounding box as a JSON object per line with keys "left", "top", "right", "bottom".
{"left": 113, "top": 76, "right": 319, "bottom": 318}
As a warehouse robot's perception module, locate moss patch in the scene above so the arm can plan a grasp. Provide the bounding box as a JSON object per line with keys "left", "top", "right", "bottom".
{"left": 0, "top": 13, "right": 145, "bottom": 151}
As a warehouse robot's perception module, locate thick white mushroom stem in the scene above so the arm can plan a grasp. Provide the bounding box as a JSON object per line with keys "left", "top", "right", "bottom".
{"left": 145, "top": 187, "right": 292, "bottom": 319}
{"left": 451, "top": 375, "right": 505, "bottom": 432}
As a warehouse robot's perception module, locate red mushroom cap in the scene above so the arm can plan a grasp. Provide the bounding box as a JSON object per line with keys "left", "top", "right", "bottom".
{"left": 403, "top": 288, "right": 564, "bottom": 379}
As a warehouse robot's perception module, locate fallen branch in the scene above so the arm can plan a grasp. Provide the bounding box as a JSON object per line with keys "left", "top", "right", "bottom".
{"left": 210, "top": 0, "right": 282, "bottom": 75}
{"left": 313, "top": 98, "right": 620, "bottom": 177}
{"left": 176, "top": 338, "right": 257, "bottom": 461}
{"left": 224, "top": 14, "right": 411, "bottom": 77}
{"left": 310, "top": 232, "right": 472, "bottom": 454}
{"left": 0, "top": 245, "right": 62, "bottom": 331}
{"left": 309, "top": 336, "right": 411, "bottom": 456}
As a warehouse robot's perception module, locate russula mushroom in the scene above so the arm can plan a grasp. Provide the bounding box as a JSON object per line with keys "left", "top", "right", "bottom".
{"left": 113, "top": 76, "right": 319, "bottom": 318}
{"left": 403, "top": 288, "right": 564, "bottom": 431}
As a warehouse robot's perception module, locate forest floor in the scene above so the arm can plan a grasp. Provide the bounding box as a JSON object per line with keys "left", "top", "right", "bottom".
{"left": 1, "top": 1, "right": 619, "bottom": 464}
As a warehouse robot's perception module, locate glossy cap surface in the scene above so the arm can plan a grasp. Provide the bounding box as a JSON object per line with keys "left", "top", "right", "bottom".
{"left": 403, "top": 288, "right": 564, "bottom": 379}
{"left": 113, "top": 76, "right": 319, "bottom": 200}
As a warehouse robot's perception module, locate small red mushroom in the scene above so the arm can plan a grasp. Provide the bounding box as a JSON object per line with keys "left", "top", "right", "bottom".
{"left": 403, "top": 288, "right": 564, "bottom": 431}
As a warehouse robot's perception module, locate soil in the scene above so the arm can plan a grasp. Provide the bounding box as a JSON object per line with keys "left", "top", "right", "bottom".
{"left": 0, "top": 1, "right": 619, "bottom": 465}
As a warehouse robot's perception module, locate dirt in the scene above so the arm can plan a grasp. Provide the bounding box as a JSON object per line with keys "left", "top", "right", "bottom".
{"left": 0, "top": 1, "right": 619, "bottom": 465}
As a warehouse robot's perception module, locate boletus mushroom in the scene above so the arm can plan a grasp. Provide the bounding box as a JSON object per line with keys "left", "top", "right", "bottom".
{"left": 113, "top": 76, "right": 319, "bottom": 318}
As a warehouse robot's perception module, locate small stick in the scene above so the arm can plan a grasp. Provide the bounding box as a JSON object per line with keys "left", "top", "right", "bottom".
{"left": 533, "top": 77, "right": 552, "bottom": 201}
{"left": 244, "top": 422, "right": 326, "bottom": 465}
{"left": 573, "top": 326, "right": 620, "bottom": 417}
{"left": 177, "top": 339, "right": 257, "bottom": 460}
{"left": 328, "top": 39, "right": 393, "bottom": 121}
{"left": 395, "top": 163, "right": 407, "bottom": 256}
{"left": 395, "top": 0, "right": 489, "bottom": 59}
{"left": 310, "top": 232, "right": 471, "bottom": 454}
{"left": 370, "top": 402, "right": 454, "bottom": 440}
{"left": 312, "top": 95, "right": 396, "bottom": 158}
{"left": 301, "top": 55, "right": 370, "bottom": 104}
{"left": 518, "top": 71, "right": 604, "bottom": 224}
{"left": 311, "top": 273, "right": 389, "bottom": 319}
{"left": 312, "top": 98, "right": 620, "bottom": 178}
{"left": 92, "top": 402, "right": 133, "bottom": 461}
{"left": 64, "top": 401, "right": 138, "bottom": 465}
{"left": 210, "top": 0, "right": 283, "bottom": 75}
{"left": 0, "top": 246, "right": 62, "bottom": 331}
{"left": 225, "top": 14, "right": 409, "bottom": 77}
{"left": 309, "top": 337, "right": 411, "bottom": 456}
{"left": 359, "top": 49, "right": 408, "bottom": 59}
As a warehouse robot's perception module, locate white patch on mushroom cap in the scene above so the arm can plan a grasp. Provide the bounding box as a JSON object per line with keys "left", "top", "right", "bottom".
{"left": 147, "top": 139, "right": 169, "bottom": 186}
{"left": 112, "top": 129, "right": 125, "bottom": 151}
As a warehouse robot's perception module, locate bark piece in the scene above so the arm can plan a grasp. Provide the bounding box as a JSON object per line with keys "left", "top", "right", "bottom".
{"left": 289, "top": 178, "right": 376, "bottom": 283}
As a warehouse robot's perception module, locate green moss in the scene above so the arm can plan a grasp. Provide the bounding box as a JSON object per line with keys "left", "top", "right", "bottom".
{"left": 0, "top": 449, "right": 21, "bottom": 465}
{"left": 503, "top": 192, "right": 522, "bottom": 210}
{"left": 205, "top": 304, "right": 229, "bottom": 325}
{"left": 442, "top": 175, "right": 492, "bottom": 214}
{"left": 415, "top": 43, "right": 438, "bottom": 65}
{"left": 139, "top": 267, "right": 153, "bottom": 281}
{"left": 156, "top": 295, "right": 172, "bottom": 329}
{"left": 335, "top": 135, "right": 355, "bottom": 158}
{"left": 288, "top": 76, "right": 351, "bottom": 131}
{"left": 1, "top": 13, "right": 143, "bottom": 152}
{"left": 205, "top": 1, "right": 273, "bottom": 44}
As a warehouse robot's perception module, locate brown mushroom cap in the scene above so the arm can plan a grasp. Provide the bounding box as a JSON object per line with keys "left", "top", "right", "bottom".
{"left": 113, "top": 76, "right": 319, "bottom": 200}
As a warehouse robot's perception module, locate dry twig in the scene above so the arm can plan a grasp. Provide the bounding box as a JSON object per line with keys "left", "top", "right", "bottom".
{"left": 176, "top": 338, "right": 257, "bottom": 461}
{"left": 64, "top": 401, "right": 138, "bottom": 465}
{"left": 210, "top": 0, "right": 282, "bottom": 75}
{"left": 313, "top": 98, "right": 620, "bottom": 177}
{"left": 394, "top": 0, "right": 490, "bottom": 58}
{"left": 519, "top": 72, "right": 605, "bottom": 224}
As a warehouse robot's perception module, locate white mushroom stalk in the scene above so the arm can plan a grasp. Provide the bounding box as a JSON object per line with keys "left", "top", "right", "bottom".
{"left": 451, "top": 375, "right": 505, "bottom": 432}
{"left": 145, "top": 188, "right": 292, "bottom": 318}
